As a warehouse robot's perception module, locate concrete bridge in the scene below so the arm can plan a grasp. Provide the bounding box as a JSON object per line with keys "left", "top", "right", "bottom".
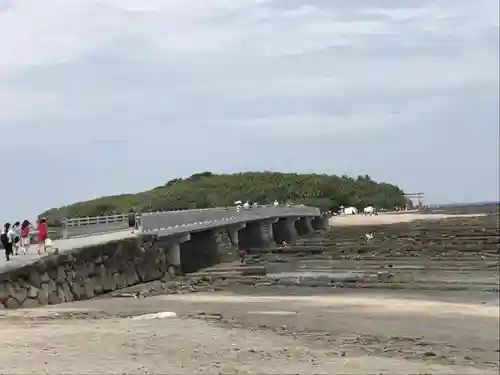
{"left": 0, "top": 205, "right": 327, "bottom": 309}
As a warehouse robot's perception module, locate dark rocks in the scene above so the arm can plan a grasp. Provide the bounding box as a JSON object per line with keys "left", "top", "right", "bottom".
{"left": 113, "top": 273, "right": 127, "bottom": 290}
{"left": 40, "top": 272, "right": 50, "bottom": 283}
{"left": 325, "top": 214, "right": 499, "bottom": 259}
{"left": 70, "top": 283, "right": 86, "bottom": 300}
{"left": 84, "top": 281, "right": 95, "bottom": 299}
{"left": 0, "top": 284, "right": 9, "bottom": 303}
{"left": 4, "top": 297, "right": 20, "bottom": 309}
{"left": 124, "top": 264, "right": 140, "bottom": 286}
{"left": 91, "top": 276, "right": 104, "bottom": 294}
{"left": 37, "top": 284, "right": 49, "bottom": 305}
{"left": 28, "top": 270, "right": 43, "bottom": 288}
{"left": 56, "top": 285, "right": 68, "bottom": 302}
{"left": 102, "top": 275, "right": 117, "bottom": 293}
{"left": 10, "top": 283, "right": 27, "bottom": 304}
{"left": 96, "top": 264, "right": 107, "bottom": 280}
{"left": 48, "top": 289, "right": 62, "bottom": 305}
{"left": 55, "top": 266, "right": 67, "bottom": 285}
{"left": 62, "top": 283, "right": 74, "bottom": 302}
{"left": 27, "top": 286, "right": 39, "bottom": 299}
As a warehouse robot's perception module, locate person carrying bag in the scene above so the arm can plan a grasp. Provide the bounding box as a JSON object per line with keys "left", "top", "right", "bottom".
{"left": 36, "top": 218, "right": 49, "bottom": 255}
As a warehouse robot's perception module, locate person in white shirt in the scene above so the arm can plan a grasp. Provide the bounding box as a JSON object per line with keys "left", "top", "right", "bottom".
{"left": 234, "top": 201, "right": 242, "bottom": 212}
{"left": 243, "top": 201, "right": 250, "bottom": 209}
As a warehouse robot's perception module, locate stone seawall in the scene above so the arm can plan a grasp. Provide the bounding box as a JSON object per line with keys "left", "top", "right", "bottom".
{"left": 0, "top": 228, "right": 240, "bottom": 309}
{"left": 0, "top": 236, "right": 177, "bottom": 309}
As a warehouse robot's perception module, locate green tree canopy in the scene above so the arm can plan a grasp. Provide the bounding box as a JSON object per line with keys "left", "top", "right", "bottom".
{"left": 39, "top": 171, "right": 411, "bottom": 223}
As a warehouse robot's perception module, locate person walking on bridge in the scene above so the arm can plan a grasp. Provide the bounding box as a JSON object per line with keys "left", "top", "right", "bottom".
{"left": 20, "top": 220, "right": 32, "bottom": 255}
{"left": 1, "top": 223, "right": 14, "bottom": 261}
{"left": 128, "top": 210, "right": 137, "bottom": 234}
{"left": 36, "top": 218, "right": 48, "bottom": 255}
{"left": 11, "top": 222, "right": 21, "bottom": 255}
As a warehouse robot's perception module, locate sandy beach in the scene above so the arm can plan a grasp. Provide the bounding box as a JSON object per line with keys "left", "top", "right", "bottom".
{"left": 328, "top": 212, "right": 487, "bottom": 226}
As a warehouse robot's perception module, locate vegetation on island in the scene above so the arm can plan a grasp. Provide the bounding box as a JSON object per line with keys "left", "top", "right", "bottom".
{"left": 39, "top": 171, "right": 411, "bottom": 224}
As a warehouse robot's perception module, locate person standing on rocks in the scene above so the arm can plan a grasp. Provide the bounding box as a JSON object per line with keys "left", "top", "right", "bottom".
{"left": 1, "top": 223, "right": 14, "bottom": 261}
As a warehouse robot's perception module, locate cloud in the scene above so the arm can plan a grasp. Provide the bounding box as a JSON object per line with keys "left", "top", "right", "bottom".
{"left": 0, "top": 88, "right": 64, "bottom": 123}
{"left": 210, "top": 95, "right": 452, "bottom": 139}
{"left": 0, "top": 0, "right": 498, "bottom": 220}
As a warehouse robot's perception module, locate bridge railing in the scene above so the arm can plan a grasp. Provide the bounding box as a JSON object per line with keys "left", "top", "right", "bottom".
{"left": 64, "top": 214, "right": 128, "bottom": 228}
{"left": 61, "top": 205, "right": 320, "bottom": 238}
{"left": 61, "top": 214, "right": 130, "bottom": 238}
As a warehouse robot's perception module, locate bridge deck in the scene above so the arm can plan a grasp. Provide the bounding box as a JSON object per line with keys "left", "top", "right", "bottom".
{"left": 0, "top": 230, "right": 135, "bottom": 274}
{"left": 0, "top": 210, "right": 319, "bottom": 275}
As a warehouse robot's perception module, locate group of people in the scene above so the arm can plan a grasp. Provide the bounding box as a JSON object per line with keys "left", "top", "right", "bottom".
{"left": 0, "top": 218, "right": 49, "bottom": 261}
{"left": 235, "top": 200, "right": 281, "bottom": 211}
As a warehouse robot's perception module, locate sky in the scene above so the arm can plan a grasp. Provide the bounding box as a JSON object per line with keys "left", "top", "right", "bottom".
{"left": 0, "top": 0, "right": 499, "bottom": 221}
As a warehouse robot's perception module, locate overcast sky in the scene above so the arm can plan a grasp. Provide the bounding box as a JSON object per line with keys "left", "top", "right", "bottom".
{"left": 0, "top": 0, "right": 499, "bottom": 221}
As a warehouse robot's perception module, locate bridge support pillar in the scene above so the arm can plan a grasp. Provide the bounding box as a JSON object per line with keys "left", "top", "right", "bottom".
{"left": 311, "top": 216, "right": 328, "bottom": 230}
{"left": 180, "top": 230, "right": 220, "bottom": 274}
{"left": 167, "top": 243, "right": 181, "bottom": 275}
{"left": 216, "top": 224, "right": 246, "bottom": 262}
{"left": 273, "top": 217, "right": 298, "bottom": 243}
{"left": 227, "top": 223, "right": 246, "bottom": 246}
{"left": 165, "top": 233, "right": 190, "bottom": 277}
{"left": 238, "top": 220, "right": 273, "bottom": 249}
{"left": 295, "top": 217, "right": 314, "bottom": 236}
{"left": 261, "top": 218, "right": 278, "bottom": 244}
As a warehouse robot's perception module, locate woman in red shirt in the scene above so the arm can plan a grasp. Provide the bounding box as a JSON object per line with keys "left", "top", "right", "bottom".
{"left": 37, "top": 218, "right": 48, "bottom": 255}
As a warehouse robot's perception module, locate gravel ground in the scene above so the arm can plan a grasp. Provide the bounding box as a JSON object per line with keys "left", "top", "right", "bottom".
{"left": 0, "top": 288, "right": 497, "bottom": 375}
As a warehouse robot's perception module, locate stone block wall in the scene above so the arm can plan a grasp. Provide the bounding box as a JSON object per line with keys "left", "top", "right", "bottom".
{"left": 0, "top": 237, "right": 175, "bottom": 309}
